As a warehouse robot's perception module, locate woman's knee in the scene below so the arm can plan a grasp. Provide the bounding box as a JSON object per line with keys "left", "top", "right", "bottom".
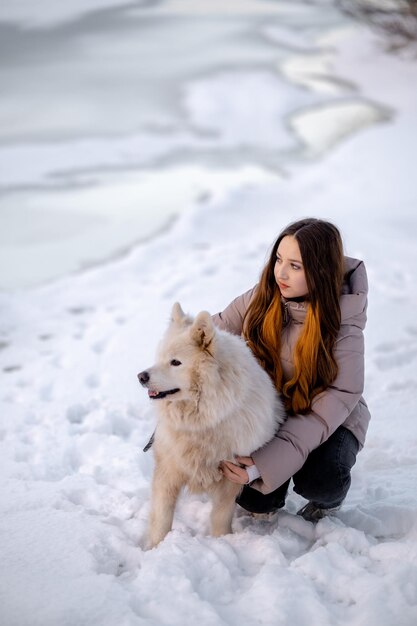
{"left": 236, "top": 481, "right": 289, "bottom": 514}
{"left": 292, "top": 427, "right": 359, "bottom": 507}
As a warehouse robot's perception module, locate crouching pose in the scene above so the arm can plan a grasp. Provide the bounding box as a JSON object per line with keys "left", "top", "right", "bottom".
{"left": 218, "top": 218, "right": 370, "bottom": 522}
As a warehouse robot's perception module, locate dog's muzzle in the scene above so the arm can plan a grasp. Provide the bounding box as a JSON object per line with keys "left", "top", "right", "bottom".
{"left": 138, "top": 370, "right": 150, "bottom": 385}
{"left": 137, "top": 371, "right": 180, "bottom": 399}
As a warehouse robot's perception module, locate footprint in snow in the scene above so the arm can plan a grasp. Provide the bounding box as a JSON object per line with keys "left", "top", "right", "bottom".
{"left": 3, "top": 364, "right": 22, "bottom": 373}
{"left": 374, "top": 342, "right": 398, "bottom": 353}
{"left": 374, "top": 331, "right": 417, "bottom": 370}
{"left": 91, "top": 340, "right": 107, "bottom": 354}
{"left": 66, "top": 404, "right": 89, "bottom": 424}
{"left": 161, "top": 279, "right": 187, "bottom": 299}
{"left": 85, "top": 374, "right": 100, "bottom": 388}
{"left": 202, "top": 265, "right": 218, "bottom": 276}
{"left": 386, "top": 378, "right": 417, "bottom": 392}
{"left": 40, "top": 383, "right": 54, "bottom": 402}
{"left": 374, "top": 348, "right": 417, "bottom": 371}
{"left": 67, "top": 306, "right": 94, "bottom": 315}
{"left": 90, "top": 538, "right": 133, "bottom": 577}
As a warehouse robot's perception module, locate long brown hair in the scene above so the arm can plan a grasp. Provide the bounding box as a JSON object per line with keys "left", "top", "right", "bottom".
{"left": 243, "top": 218, "right": 345, "bottom": 414}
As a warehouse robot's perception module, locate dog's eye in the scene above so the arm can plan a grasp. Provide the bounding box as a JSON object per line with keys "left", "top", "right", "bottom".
{"left": 170, "top": 359, "right": 182, "bottom": 366}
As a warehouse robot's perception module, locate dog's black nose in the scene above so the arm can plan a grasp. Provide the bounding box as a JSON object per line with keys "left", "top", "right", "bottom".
{"left": 138, "top": 370, "right": 150, "bottom": 385}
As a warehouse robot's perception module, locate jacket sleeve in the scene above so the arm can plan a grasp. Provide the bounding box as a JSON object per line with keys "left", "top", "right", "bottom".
{"left": 251, "top": 321, "right": 365, "bottom": 494}
{"left": 212, "top": 287, "right": 256, "bottom": 336}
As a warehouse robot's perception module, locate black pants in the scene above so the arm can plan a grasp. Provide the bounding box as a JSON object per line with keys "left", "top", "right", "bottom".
{"left": 236, "top": 426, "right": 360, "bottom": 514}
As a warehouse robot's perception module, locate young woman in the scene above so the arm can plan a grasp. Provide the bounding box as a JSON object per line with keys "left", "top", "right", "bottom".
{"left": 215, "top": 218, "right": 370, "bottom": 521}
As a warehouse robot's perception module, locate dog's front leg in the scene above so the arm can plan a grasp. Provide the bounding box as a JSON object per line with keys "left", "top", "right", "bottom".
{"left": 147, "top": 464, "right": 183, "bottom": 549}
{"left": 210, "top": 479, "right": 242, "bottom": 537}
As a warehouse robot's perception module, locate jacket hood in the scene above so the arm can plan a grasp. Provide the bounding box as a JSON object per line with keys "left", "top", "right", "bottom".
{"left": 340, "top": 257, "right": 368, "bottom": 327}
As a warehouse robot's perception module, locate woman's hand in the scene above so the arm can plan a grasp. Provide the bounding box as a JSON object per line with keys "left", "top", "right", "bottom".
{"left": 220, "top": 456, "right": 254, "bottom": 485}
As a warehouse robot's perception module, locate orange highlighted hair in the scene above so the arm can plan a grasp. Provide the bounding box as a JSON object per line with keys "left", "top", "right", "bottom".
{"left": 243, "top": 218, "right": 344, "bottom": 414}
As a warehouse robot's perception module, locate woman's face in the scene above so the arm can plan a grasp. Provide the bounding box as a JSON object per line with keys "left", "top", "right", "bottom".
{"left": 274, "top": 235, "right": 309, "bottom": 298}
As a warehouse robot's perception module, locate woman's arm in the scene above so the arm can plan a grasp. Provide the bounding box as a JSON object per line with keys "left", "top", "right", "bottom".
{"left": 212, "top": 287, "right": 256, "bottom": 335}
{"left": 250, "top": 322, "right": 366, "bottom": 494}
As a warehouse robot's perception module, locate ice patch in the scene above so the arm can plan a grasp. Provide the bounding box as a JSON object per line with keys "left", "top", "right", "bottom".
{"left": 0, "top": 0, "right": 148, "bottom": 28}
{"left": 281, "top": 52, "right": 357, "bottom": 95}
{"left": 289, "top": 99, "right": 392, "bottom": 156}
{"left": 0, "top": 165, "right": 274, "bottom": 290}
{"left": 183, "top": 70, "right": 306, "bottom": 149}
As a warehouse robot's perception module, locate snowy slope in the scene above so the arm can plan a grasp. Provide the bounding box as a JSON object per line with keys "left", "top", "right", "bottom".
{"left": 1, "top": 8, "right": 417, "bottom": 626}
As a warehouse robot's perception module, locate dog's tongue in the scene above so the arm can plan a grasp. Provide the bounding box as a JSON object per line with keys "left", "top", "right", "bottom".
{"left": 148, "top": 390, "right": 159, "bottom": 398}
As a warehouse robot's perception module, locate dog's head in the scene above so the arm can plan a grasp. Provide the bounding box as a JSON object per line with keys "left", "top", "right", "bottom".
{"left": 138, "top": 302, "right": 216, "bottom": 402}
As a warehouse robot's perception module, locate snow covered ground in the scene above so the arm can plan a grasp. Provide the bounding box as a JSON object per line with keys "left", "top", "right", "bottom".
{"left": 1, "top": 1, "right": 417, "bottom": 625}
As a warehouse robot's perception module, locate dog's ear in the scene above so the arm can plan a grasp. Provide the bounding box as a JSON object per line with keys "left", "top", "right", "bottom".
{"left": 190, "top": 311, "right": 215, "bottom": 349}
{"left": 171, "top": 302, "right": 186, "bottom": 324}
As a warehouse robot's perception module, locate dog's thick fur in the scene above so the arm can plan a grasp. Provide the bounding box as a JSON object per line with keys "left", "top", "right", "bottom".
{"left": 138, "top": 303, "right": 285, "bottom": 548}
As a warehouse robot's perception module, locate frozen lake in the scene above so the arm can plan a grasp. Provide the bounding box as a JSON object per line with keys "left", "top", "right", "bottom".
{"left": 0, "top": 0, "right": 389, "bottom": 289}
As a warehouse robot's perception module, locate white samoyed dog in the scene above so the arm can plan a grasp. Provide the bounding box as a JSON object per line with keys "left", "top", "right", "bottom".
{"left": 138, "top": 302, "right": 285, "bottom": 549}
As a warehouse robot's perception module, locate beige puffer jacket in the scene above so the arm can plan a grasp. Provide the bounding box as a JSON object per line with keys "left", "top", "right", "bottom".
{"left": 212, "top": 257, "right": 370, "bottom": 494}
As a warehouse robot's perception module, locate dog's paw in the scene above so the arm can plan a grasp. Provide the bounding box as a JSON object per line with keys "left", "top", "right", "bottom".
{"left": 144, "top": 535, "right": 160, "bottom": 551}
{"left": 211, "top": 524, "right": 233, "bottom": 538}
{"left": 145, "top": 528, "right": 169, "bottom": 550}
